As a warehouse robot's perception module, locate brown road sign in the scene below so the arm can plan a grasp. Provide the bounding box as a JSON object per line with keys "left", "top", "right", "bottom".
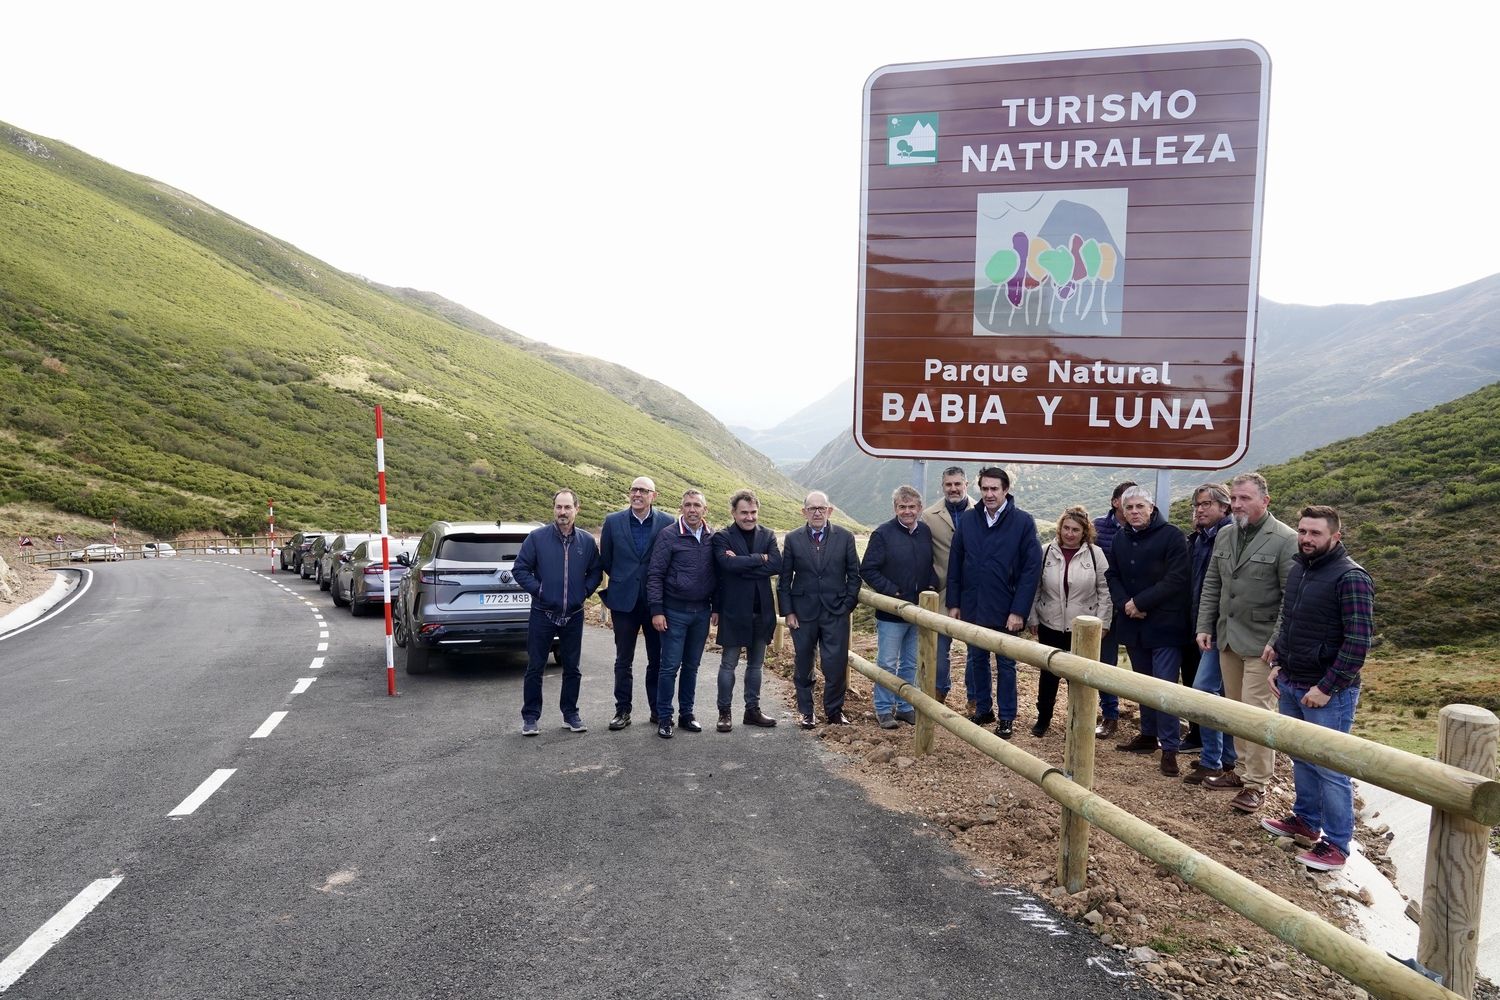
{"left": 855, "top": 41, "right": 1271, "bottom": 468}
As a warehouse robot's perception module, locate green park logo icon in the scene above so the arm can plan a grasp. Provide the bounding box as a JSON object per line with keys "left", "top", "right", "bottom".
{"left": 887, "top": 114, "right": 939, "bottom": 166}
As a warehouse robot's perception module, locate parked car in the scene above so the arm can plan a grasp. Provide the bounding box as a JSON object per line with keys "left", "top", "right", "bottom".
{"left": 205, "top": 544, "right": 241, "bottom": 554}
{"left": 302, "top": 533, "right": 338, "bottom": 580}
{"left": 70, "top": 543, "right": 124, "bottom": 562}
{"left": 141, "top": 542, "right": 177, "bottom": 558}
{"left": 331, "top": 538, "right": 418, "bottom": 615}
{"left": 318, "top": 532, "right": 377, "bottom": 591}
{"left": 279, "top": 531, "right": 325, "bottom": 572}
{"left": 393, "top": 521, "right": 556, "bottom": 674}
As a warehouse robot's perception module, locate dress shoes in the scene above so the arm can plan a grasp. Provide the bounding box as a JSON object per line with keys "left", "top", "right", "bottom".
{"left": 828, "top": 712, "right": 852, "bottom": 726}
{"left": 743, "top": 707, "right": 777, "bottom": 728}
{"left": 1030, "top": 719, "right": 1050, "bottom": 738}
{"left": 797, "top": 714, "right": 816, "bottom": 730}
{"left": 971, "top": 711, "right": 997, "bottom": 726}
{"left": 1182, "top": 766, "right": 1222, "bottom": 785}
{"left": 648, "top": 713, "right": 659, "bottom": 725}
{"left": 608, "top": 712, "right": 631, "bottom": 731}
{"left": 1230, "top": 788, "right": 1264, "bottom": 813}
{"left": 717, "top": 710, "right": 733, "bottom": 733}
{"left": 995, "top": 719, "right": 1014, "bottom": 740}
{"left": 1115, "top": 732, "right": 1159, "bottom": 754}
{"left": 1202, "top": 770, "right": 1244, "bottom": 790}
{"left": 657, "top": 722, "right": 673, "bottom": 739}
{"left": 679, "top": 716, "right": 703, "bottom": 733}
{"left": 1095, "top": 718, "right": 1118, "bottom": 739}
{"left": 1159, "top": 751, "right": 1180, "bottom": 777}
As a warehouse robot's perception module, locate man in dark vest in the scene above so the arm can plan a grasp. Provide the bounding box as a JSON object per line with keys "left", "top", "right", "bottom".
{"left": 599, "top": 475, "right": 675, "bottom": 730}
{"left": 711, "top": 490, "right": 782, "bottom": 732}
{"left": 1260, "top": 505, "right": 1374, "bottom": 875}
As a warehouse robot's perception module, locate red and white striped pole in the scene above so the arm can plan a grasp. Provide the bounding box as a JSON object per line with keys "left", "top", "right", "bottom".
{"left": 375, "top": 406, "right": 396, "bottom": 696}
{"left": 267, "top": 499, "right": 276, "bottom": 572}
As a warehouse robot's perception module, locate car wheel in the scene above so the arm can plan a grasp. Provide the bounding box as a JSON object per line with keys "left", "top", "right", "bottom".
{"left": 331, "top": 577, "right": 348, "bottom": 608}
{"left": 392, "top": 605, "right": 408, "bottom": 648}
{"left": 300, "top": 560, "right": 312, "bottom": 580}
{"left": 404, "top": 640, "right": 432, "bottom": 675}
{"left": 348, "top": 586, "right": 367, "bottom": 616}
{"left": 318, "top": 564, "right": 330, "bottom": 591}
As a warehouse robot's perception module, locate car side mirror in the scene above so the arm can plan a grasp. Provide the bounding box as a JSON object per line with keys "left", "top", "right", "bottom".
{"left": 396, "top": 552, "right": 410, "bottom": 567}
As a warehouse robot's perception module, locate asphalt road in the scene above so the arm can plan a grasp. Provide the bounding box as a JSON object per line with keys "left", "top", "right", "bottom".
{"left": 0, "top": 556, "right": 1153, "bottom": 999}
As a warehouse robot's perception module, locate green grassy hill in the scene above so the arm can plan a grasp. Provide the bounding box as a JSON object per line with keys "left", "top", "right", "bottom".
{"left": 0, "top": 122, "right": 809, "bottom": 535}
{"left": 1172, "top": 381, "right": 1500, "bottom": 651}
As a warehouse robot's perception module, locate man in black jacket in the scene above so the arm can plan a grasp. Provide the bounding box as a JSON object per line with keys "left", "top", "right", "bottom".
{"left": 778, "top": 491, "right": 861, "bottom": 729}
{"left": 512, "top": 489, "right": 603, "bottom": 737}
{"left": 861, "top": 485, "right": 936, "bottom": 729}
{"left": 647, "top": 490, "right": 718, "bottom": 739}
{"left": 711, "top": 490, "right": 782, "bottom": 732}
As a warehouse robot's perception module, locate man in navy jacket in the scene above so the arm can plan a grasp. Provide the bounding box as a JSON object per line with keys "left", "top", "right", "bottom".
{"left": 946, "top": 467, "right": 1042, "bottom": 740}
{"left": 862, "top": 485, "right": 937, "bottom": 728}
{"left": 647, "top": 490, "right": 718, "bottom": 739}
{"left": 599, "top": 476, "right": 676, "bottom": 730}
{"left": 513, "top": 489, "right": 603, "bottom": 736}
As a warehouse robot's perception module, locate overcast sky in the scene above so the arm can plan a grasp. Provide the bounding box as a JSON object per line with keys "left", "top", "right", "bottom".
{"left": 3, "top": 3, "right": 1495, "bottom": 428}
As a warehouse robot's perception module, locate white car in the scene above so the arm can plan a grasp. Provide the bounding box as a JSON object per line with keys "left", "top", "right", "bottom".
{"left": 142, "top": 542, "right": 177, "bottom": 558}
{"left": 205, "top": 544, "right": 241, "bottom": 554}
{"left": 70, "top": 543, "right": 124, "bottom": 562}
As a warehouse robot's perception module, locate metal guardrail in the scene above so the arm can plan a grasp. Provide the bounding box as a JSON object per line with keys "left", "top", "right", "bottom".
{"left": 854, "top": 588, "right": 1498, "bottom": 1000}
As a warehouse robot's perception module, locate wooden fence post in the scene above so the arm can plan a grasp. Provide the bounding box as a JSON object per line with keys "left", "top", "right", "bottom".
{"left": 914, "top": 591, "right": 941, "bottom": 756}
{"left": 1418, "top": 703, "right": 1499, "bottom": 999}
{"left": 1058, "top": 615, "right": 1103, "bottom": 893}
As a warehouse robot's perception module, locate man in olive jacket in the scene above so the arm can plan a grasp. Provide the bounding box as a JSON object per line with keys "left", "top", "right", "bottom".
{"left": 1194, "top": 472, "right": 1298, "bottom": 813}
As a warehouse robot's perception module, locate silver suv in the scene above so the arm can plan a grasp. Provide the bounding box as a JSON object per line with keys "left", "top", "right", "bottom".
{"left": 393, "top": 521, "right": 548, "bottom": 674}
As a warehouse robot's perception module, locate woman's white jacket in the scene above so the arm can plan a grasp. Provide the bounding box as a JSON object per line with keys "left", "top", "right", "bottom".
{"left": 1028, "top": 542, "right": 1113, "bottom": 633}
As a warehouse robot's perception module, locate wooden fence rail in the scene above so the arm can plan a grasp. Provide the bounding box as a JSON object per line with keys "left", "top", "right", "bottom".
{"left": 855, "top": 587, "right": 1497, "bottom": 1000}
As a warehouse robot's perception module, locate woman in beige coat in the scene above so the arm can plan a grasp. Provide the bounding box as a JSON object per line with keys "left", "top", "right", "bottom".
{"left": 1027, "top": 506, "right": 1113, "bottom": 736}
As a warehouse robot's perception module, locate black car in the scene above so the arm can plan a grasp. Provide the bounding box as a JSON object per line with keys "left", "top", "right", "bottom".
{"left": 331, "top": 538, "right": 417, "bottom": 616}
{"left": 279, "top": 530, "right": 326, "bottom": 572}
{"left": 302, "top": 533, "right": 338, "bottom": 580}
{"left": 393, "top": 520, "right": 555, "bottom": 674}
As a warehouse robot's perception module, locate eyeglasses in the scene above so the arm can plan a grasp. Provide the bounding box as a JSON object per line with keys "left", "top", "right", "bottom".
{"left": 805, "top": 506, "right": 829, "bottom": 513}
{"left": 629, "top": 488, "right": 652, "bottom": 494}
{"left": 1193, "top": 500, "right": 1224, "bottom": 508}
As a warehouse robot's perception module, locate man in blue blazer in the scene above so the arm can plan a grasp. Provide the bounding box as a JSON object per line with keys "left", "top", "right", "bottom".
{"left": 599, "top": 476, "right": 676, "bottom": 730}
{"left": 778, "top": 490, "right": 862, "bottom": 728}
{"left": 946, "top": 466, "right": 1042, "bottom": 740}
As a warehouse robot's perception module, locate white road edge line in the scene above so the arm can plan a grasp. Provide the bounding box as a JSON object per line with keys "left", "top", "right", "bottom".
{"left": 168, "top": 768, "right": 236, "bottom": 817}
{"left": 0, "top": 569, "right": 94, "bottom": 643}
{"left": 250, "top": 711, "right": 288, "bottom": 739}
{"left": 291, "top": 678, "right": 316, "bottom": 694}
{"left": 0, "top": 876, "right": 124, "bottom": 993}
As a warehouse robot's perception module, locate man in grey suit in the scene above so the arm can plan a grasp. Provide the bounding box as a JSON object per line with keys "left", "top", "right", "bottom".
{"left": 1194, "top": 472, "right": 1298, "bottom": 813}
{"left": 778, "top": 491, "right": 862, "bottom": 729}
{"left": 599, "top": 476, "right": 676, "bottom": 730}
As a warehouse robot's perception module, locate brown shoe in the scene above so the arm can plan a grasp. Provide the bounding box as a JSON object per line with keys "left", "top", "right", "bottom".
{"left": 1115, "top": 732, "right": 1158, "bottom": 754}
{"left": 743, "top": 707, "right": 778, "bottom": 728}
{"left": 1094, "top": 718, "right": 1118, "bottom": 739}
{"left": 1159, "top": 751, "right": 1180, "bottom": 777}
{"left": 1202, "top": 770, "right": 1245, "bottom": 790}
{"left": 716, "top": 710, "right": 733, "bottom": 733}
{"left": 1183, "top": 767, "right": 1223, "bottom": 785}
{"left": 1230, "top": 788, "right": 1264, "bottom": 813}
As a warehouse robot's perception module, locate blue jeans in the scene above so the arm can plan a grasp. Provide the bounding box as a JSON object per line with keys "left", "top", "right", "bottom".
{"left": 935, "top": 631, "right": 953, "bottom": 696}
{"left": 1126, "top": 644, "right": 1182, "bottom": 751}
{"left": 717, "top": 638, "right": 766, "bottom": 712}
{"left": 1191, "top": 648, "right": 1238, "bottom": 770}
{"left": 1279, "top": 680, "right": 1359, "bottom": 852}
{"left": 874, "top": 619, "right": 919, "bottom": 715}
{"left": 1098, "top": 631, "right": 1120, "bottom": 719}
{"left": 657, "top": 604, "right": 710, "bottom": 722}
{"left": 521, "top": 611, "right": 583, "bottom": 723}
{"left": 968, "top": 626, "right": 1018, "bottom": 721}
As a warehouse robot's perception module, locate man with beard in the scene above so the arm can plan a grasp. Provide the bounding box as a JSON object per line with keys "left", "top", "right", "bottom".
{"left": 1195, "top": 473, "right": 1298, "bottom": 813}
{"left": 711, "top": 490, "right": 782, "bottom": 732}
{"left": 1107, "top": 486, "right": 1191, "bottom": 775}
{"left": 1260, "top": 506, "right": 1374, "bottom": 873}
{"left": 599, "top": 476, "right": 675, "bottom": 730}
{"left": 513, "top": 489, "right": 603, "bottom": 736}
{"left": 920, "top": 466, "right": 971, "bottom": 707}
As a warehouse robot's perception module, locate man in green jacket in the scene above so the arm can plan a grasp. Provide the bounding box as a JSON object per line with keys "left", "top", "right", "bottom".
{"left": 1193, "top": 472, "right": 1297, "bottom": 813}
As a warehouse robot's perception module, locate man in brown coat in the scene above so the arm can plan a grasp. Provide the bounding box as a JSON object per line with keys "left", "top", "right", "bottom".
{"left": 919, "top": 465, "right": 971, "bottom": 706}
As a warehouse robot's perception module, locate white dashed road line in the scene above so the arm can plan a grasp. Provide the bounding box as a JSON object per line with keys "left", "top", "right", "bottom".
{"left": 250, "top": 712, "right": 288, "bottom": 739}
{"left": 0, "top": 877, "right": 124, "bottom": 993}
{"left": 291, "top": 678, "right": 316, "bottom": 695}
{"left": 316, "top": 642, "right": 328, "bottom": 652}
{"left": 168, "top": 769, "right": 236, "bottom": 817}
{"left": 309, "top": 657, "right": 325, "bottom": 669}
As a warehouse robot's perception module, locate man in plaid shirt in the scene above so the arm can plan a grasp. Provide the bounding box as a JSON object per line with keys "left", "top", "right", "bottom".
{"left": 1259, "top": 505, "right": 1375, "bottom": 873}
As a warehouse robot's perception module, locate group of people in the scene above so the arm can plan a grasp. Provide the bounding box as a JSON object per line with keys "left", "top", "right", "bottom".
{"left": 510, "top": 467, "right": 1374, "bottom": 873}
